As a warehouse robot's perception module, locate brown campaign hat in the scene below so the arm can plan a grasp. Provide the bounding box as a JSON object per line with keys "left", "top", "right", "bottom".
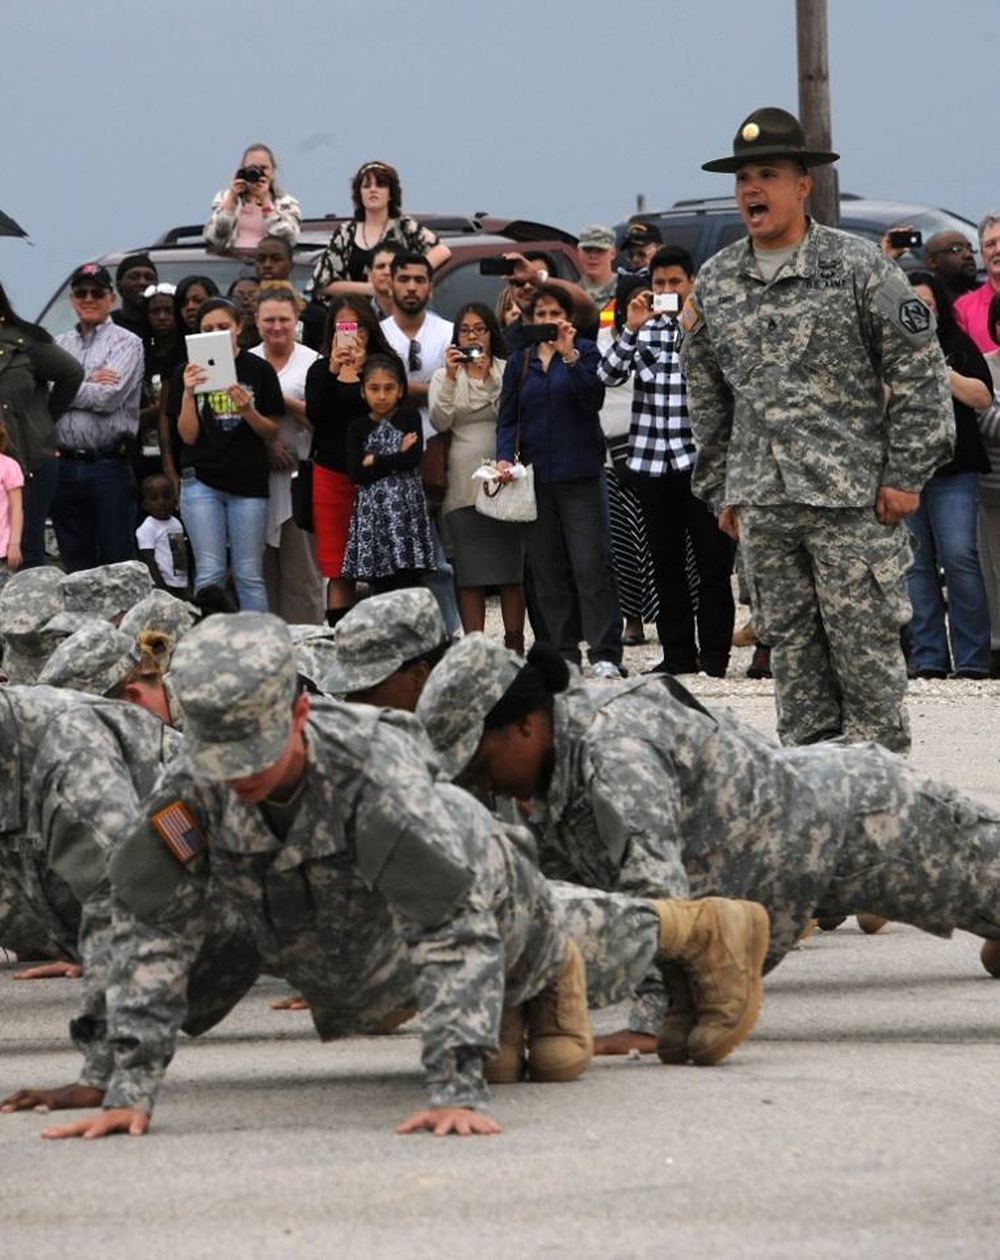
{"left": 702, "top": 107, "right": 839, "bottom": 174}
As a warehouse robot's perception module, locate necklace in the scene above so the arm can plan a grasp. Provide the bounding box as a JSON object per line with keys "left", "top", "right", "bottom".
{"left": 359, "top": 218, "right": 387, "bottom": 250}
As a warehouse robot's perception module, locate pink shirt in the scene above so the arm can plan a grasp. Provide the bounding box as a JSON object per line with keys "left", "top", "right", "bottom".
{"left": 0, "top": 451, "right": 25, "bottom": 559}
{"left": 954, "top": 283, "right": 1000, "bottom": 353}
{"left": 233, "top": 201, "right": 268, "bottom": 250}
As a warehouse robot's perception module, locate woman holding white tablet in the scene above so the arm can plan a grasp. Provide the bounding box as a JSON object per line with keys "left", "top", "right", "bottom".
{"left": 168, "top": 297, "right": 283, "bottom": 610}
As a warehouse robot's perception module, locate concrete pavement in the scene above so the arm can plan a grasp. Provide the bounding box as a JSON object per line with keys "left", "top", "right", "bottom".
{"left": 2, "top": 675, "right": 999, "bottom": 1259}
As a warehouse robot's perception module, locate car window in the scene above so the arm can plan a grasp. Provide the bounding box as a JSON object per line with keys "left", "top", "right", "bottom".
{"left": 717, "top": 222, "right": 748, "bottom": 249}
{"left": 38, "top": 259, "right": 316, "bottom": 336}
{"left": 654, "top": 224, "right": 702, "bottom": 257}
{"left": 430, "top": 263, "right": 509, "bottom": 322}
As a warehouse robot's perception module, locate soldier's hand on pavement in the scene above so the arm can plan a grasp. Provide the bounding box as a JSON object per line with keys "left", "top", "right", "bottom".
{"left": 1, "top": 1084, "right": 105, "bottom": 1114}
{"left": 875, "top": 486, "right": 919, "bottom": 525}
{"left": 395, "top": 1106, "right": 502, "bottom": 1137}
{"left": 41, "top": 1107, "right": 149, "bottom": 1140}
{"left": 11, "top": 960, "right": 83, "bottom": 980}
{"left": 718, "top": 506, "right": 741, "bottom": 540}
{"left": 271, "top": 993, "right": 310, "bottom": 1010}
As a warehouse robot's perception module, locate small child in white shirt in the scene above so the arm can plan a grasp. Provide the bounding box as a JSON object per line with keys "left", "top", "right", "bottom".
{"left": 136, "top": 473, "right": 190, "bottom": 594}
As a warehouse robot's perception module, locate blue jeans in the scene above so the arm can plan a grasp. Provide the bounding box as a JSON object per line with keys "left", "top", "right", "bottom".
{"left": 180, "top": 475, "right": 268, "bottom": 612}
{"left": 21, "top": 457, "right": 60, "bottom": 569}
{"left": 906, "top": 471, "right": 991, "bottom": 675}
{"left": 51, "top": 455, "right": 137, "bottom": 572}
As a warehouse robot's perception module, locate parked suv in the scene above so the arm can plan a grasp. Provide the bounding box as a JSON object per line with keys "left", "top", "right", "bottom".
{"left": 616, "top": 195, "right": 983, "bottom": 274}
{"left": 37, "top": 213, "right": 582, "bottom": 335}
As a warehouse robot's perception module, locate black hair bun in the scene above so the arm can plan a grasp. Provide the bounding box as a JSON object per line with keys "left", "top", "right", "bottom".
{"left": 525, "top": 642, "right": 570, "bottom": 695}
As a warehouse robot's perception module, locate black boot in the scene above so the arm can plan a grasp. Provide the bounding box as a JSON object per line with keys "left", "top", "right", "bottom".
{"left": 325, "top": 606, "right": 351, "bottom": 629}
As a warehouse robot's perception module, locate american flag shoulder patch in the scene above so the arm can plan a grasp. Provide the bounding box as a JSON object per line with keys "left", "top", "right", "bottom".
{"left": 149, "top": 801, "right": 207, "bottom": 866}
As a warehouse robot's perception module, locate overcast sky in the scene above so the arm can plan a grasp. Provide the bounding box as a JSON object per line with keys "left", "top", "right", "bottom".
{"left": 3, "top": 0, "right": 998, "bottom": 314}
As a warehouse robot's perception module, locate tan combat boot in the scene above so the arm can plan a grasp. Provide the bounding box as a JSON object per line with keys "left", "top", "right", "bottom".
{"left": 655, "top": 962, "right": 697, "bottom": 1065}
{"left": 523, "top": 939, "right": 593, "bottom": 1082}
{"left": 980, "top": 938, "right": 1000, "bottom": 978}
{"left": 484, "top": 1005, "right": 526, "bottom": 1084}
{"left": 652, "top": 897, "right": 769, "bottom": 1066}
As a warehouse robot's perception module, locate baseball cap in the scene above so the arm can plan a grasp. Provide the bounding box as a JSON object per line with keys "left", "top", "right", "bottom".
{"left": 169, "top": 612, "right": 299, "bottom": 781}
{"left": 622, "top": 223, "right": 663, "bottom": 249}
{"left": 323, "top": 588, "right": 447, "bottom": 695}
{"left": 415, "top": 632, "right": 522, "bottom": 780}
{"left": 69, "top": 262, "right": 114, "bottom": 292}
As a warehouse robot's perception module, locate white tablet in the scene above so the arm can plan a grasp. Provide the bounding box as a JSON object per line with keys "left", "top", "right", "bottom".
{"left": 185, "top": 331, "right": 237, "bottom": 394}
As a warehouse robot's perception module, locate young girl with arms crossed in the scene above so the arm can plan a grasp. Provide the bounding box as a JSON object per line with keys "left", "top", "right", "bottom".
{"left": 341, "top": 354, "right": 434, "bottom": 593}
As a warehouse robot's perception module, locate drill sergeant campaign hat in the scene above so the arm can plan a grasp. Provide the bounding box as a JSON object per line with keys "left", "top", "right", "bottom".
{"left": 323, "top": 588, "right": 447, "bottom": 696}
{"left": 415, "top": 632, "right": 522, "bottom": 781}
{"left": 36, "top": 620, "right": 142, "bottom": 696}
{"left": 60, "top": 561, "right": 153, "bottom": 619}
{"left": 702, "top": 106, "right": 840, "bottom": 173}
{"left": 170, "top": 612, "right": 300, "bottom": 781}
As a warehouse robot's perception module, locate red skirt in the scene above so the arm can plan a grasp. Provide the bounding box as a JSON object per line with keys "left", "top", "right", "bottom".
{"left": 312, "top": 464, "right": 356, "bottom": 578}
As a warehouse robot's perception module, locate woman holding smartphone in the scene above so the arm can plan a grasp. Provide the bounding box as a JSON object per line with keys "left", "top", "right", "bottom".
{"left": 304, "top": 295, "right": 404, "bottom": 625}
{"left": 168, "top": 297, "right": 283, "bottom": 610}
{"left": 429, "top": 303, "right": 525, "bottom": 649}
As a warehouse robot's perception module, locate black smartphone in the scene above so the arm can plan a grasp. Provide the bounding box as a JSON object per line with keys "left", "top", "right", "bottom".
{"left": 522, "top": 323, "right": 559, "bottom": 344}
{"left": 888, "top": 229, "right": 922, "bottom": 250}
{"left": 479, "top": 257, "right": 518, "bottom": 276}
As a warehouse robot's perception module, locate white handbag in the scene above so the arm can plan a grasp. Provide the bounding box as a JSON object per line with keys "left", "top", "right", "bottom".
{"left": 474, "top": 460, "right": 537, "bottom": 523}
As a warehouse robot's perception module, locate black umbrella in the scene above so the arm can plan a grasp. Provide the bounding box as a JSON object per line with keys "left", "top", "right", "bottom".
{"left": 0, "top": 208, "right": 27, "bottom": 239}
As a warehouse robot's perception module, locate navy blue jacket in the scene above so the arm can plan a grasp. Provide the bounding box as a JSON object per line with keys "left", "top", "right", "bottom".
{"left": 496, "top": 339, "right": 605, "bottom": 484}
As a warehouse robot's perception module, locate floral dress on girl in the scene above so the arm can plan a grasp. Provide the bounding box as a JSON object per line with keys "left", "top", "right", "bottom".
{"left": 342, "top": 405, "right": 434, "bottom": 580}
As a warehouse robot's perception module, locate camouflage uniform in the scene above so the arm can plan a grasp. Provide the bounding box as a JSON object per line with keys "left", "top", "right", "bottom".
{"left": 417, "top": 643, "right": 1000, "bottom": 971}
{"left": 532, "top": 674, "right": 1000, "bottom": 967}
{"left": 322, "top": 587, "right": 447, "bottom": 696}
{"left": 95, "top": 614, "right": 681, "bottom": 1115}
{"left": 0, "top": 568, "right": 67, "bottom": 683}
{"left": 680, "top": 220, "right": 954, "bottom": 750}
{"left": 59, "top": 561, "right": 153, "bottom": 619}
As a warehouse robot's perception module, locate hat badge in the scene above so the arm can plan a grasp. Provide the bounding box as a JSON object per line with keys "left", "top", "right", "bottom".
{"left": 741, "top": 122, "right": 760, "bottom": 142}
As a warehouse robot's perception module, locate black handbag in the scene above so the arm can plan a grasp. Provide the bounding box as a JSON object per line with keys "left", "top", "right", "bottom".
{"left": 290, "top": 459, "right": 314, "bottom": 533}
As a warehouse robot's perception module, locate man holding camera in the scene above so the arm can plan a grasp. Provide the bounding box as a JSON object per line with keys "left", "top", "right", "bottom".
{"left": 680, "top": 107, "right": 953, "bottom": 751}
{"left": 599, "top": 246, "right": 735, "bottom": 676}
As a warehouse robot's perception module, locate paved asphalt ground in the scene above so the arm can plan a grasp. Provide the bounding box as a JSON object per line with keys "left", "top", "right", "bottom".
{"left": 2, "top": 665, "right": 999, "bottom": 1259}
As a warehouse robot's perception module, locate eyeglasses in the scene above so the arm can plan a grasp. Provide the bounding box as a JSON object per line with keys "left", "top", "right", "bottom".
{"left": 509, "top": 277, "right": 534, "bottom": 289}
{"left": 408, "top": 339, "right": 422, "bottom": 372}
{"left": 72, "top": 287, "right": 109, "bottom": 300}
{"left": 458, "top": 324, "right": 488, "bottom": 336}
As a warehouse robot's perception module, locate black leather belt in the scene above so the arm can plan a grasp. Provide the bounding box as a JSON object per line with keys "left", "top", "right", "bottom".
{"left": 57, "top": 440, "right": 131, "bottom": 463}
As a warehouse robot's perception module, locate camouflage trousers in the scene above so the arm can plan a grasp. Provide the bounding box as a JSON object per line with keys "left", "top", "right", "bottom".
{"left": 739, "top": 505, "right": 913, "bottom": 752}
{"left": 790, "top": 743, "right": 1000, "bottom": 941}
{"left": 552, "top": 882, "right": 665, "bottom": 1033}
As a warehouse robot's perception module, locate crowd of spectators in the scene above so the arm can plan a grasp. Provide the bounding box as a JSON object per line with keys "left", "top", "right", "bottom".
{"left": 1, "top": 139, "right": 998, "bottom": 684}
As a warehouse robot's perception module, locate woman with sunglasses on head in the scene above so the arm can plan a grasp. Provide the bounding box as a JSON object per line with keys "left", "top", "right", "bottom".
{"left": 0, "top": 283, "right": 83, "bottom": 568}
{"left": 204, "top": 143, "right": 301, "bottom": 253}
{"left": 429, "top": 303, "right": 526, "bottom": 650}
{"left": 166, "top": 297, "right": 284, "bottom": 611}
{"left": 310, "top": 160, "right": 451, "bottom": 305}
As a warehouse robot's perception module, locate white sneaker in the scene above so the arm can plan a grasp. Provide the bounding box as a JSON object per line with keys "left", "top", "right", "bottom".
{"left": 589, "top": 660, "right": 621, "bottom": 680}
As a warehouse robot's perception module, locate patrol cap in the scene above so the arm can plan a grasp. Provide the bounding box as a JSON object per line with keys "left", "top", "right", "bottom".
{"left": 61, "top": 562, "right": 153, "bottom": 618}
{"left": 40, "top": 610, "right": 106, "bottom": 638}
{"left": 170, "top": 612, "right": 299, "bottom": 781}
{"left": 702, "top": 107, "right": 839, "bottom": 173}
{"left": 322, "top": 589, "right": 447, "bottom": 696}
{"left": 36, "top": 620, "right": 142, "bottom": 696}
{"left": 578, "top": 224, "right": 616, "bottom": 250}
{"left": 118, "top": 589, "right": 199, "bottom": 662}
{"left": 415, "top": 632, "right": 522, "bottom": 780}
{"left": 0, "top": 566, "right": 64, "bottom": 635}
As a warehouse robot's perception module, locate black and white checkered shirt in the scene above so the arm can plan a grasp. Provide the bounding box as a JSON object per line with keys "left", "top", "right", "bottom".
{"left": 598, "top": 318, "right": 695, "bottom": 476}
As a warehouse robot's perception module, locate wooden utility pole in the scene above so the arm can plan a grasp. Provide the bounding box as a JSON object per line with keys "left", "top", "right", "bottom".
{"left": 796, "top": 0, "right": 839, "bottom": 226}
